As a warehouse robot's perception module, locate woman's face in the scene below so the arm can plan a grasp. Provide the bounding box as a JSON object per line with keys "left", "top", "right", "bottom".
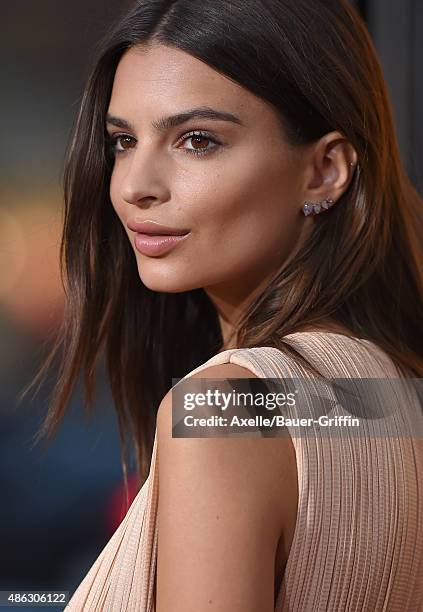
{"left": 107, "top": 43, "right": 307, "bottom": 307}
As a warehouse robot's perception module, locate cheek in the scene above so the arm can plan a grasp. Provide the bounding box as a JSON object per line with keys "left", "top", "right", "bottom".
{"left": 175, "top": 152, "right": 301, "bottom": 261}
{"left": 109, "top": 171, "right": 125, "bottom": 221}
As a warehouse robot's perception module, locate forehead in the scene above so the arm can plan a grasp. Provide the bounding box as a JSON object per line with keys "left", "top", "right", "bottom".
{"left": 108, "top": 43, "right": 264, "bottom": 121}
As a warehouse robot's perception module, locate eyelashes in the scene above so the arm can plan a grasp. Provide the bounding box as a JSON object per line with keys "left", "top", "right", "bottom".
{"left": 179, "top": 130, "right": 221, "bottom": 156}
{"left": 106, "top": 129, "right": 222, "bottom": 158}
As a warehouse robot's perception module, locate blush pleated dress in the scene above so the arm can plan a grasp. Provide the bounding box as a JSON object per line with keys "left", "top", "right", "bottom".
{"left": 65, "top": 331, "right": 423, "bottom": 611}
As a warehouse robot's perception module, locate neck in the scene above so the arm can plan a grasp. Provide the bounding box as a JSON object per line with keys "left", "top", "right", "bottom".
{"left": 204, "top": 274, "right": 274, "bottom": 350}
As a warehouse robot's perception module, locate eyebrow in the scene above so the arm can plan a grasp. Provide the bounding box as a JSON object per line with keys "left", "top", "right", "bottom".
{"left": 105, "top": 106, "right": 245, "bottom": 132}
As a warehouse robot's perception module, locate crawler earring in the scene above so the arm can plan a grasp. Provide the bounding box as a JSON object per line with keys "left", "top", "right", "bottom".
{"left": 302, "top": 198, "right": 335, "bottom": 216}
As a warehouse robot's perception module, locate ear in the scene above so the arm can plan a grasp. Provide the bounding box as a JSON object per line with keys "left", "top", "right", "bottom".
{"left": 302, "top": 131, "right": 358, "bottom": 205}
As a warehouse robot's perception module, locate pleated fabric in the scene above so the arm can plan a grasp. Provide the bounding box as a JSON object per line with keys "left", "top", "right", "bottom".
{"left": 65, "top": 331, "right": 423, "bottom": 611}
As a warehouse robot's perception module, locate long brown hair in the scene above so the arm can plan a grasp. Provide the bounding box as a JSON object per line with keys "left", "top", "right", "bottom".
{"left": 22, "top": 0, "right": 423, "bottom": 495}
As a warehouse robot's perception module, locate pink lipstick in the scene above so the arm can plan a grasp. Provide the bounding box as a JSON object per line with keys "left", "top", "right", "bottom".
{"left": 127, "top": 219, "right": 191, "bottom": 257}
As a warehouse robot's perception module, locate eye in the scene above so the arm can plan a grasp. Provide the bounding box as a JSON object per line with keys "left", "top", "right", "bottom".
{"left": 106, "top": 129, "right": 221, "bottom": 158}
{"left": 107, "top": 133, "right": 136, "bottom": 155}
{"left": 177, "top": 130, "right": 221, "bottom": 157}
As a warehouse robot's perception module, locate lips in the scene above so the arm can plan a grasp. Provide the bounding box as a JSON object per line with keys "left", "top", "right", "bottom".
{"left": 126, "top": 219, "right": 190, "bottom": 236}
{"left": 133, "top": 232, "right": 190, "bottom": 257}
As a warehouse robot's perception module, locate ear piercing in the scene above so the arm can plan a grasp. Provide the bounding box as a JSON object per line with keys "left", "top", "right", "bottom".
{"left": 302, "top": 198, "right": 335, "bottom": 216}
{"left": 302, "top": 161, "right": 357, "bottom": 216}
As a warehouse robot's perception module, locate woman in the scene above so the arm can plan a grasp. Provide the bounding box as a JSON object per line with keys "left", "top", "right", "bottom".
{"left": 26, "top": 0, "right": 423, "bottom": 609}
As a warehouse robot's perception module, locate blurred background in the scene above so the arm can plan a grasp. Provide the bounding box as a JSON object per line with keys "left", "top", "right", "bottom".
{"left": 0, "top": 1, "right": 422, "bottom": 610}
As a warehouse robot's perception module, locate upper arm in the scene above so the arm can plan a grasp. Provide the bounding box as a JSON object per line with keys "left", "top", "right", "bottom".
{"left": 156, "top": 362, "right": 287, "bottom": 612}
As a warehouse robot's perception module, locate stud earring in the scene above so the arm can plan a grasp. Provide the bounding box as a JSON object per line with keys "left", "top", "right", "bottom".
{"left": 302, "top": 198, "right": 335, "bottom": 216}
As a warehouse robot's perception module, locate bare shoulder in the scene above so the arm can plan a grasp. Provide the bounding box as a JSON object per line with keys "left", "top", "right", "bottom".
{"left": 155, "top": 361, "right": 296, "bottom": 611}
{"left": 156, "top": 361, "right": 260, "bottom": 435}
{"left": 189, "top": 360, "right": 261, "bottom": 379}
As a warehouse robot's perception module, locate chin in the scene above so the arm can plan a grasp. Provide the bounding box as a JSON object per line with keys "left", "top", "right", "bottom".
{"left": 136, "top": 265, "right": 199, "bottom": 294}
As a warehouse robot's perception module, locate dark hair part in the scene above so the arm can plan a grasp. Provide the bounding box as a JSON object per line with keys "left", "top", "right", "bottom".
{"left": 23, "top": 0, "right": 423, "bottom": 499}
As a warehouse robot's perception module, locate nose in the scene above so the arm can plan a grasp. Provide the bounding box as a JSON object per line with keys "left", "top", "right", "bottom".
{"left": 119, "top": 147, "right": 170, "bottom": 207}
